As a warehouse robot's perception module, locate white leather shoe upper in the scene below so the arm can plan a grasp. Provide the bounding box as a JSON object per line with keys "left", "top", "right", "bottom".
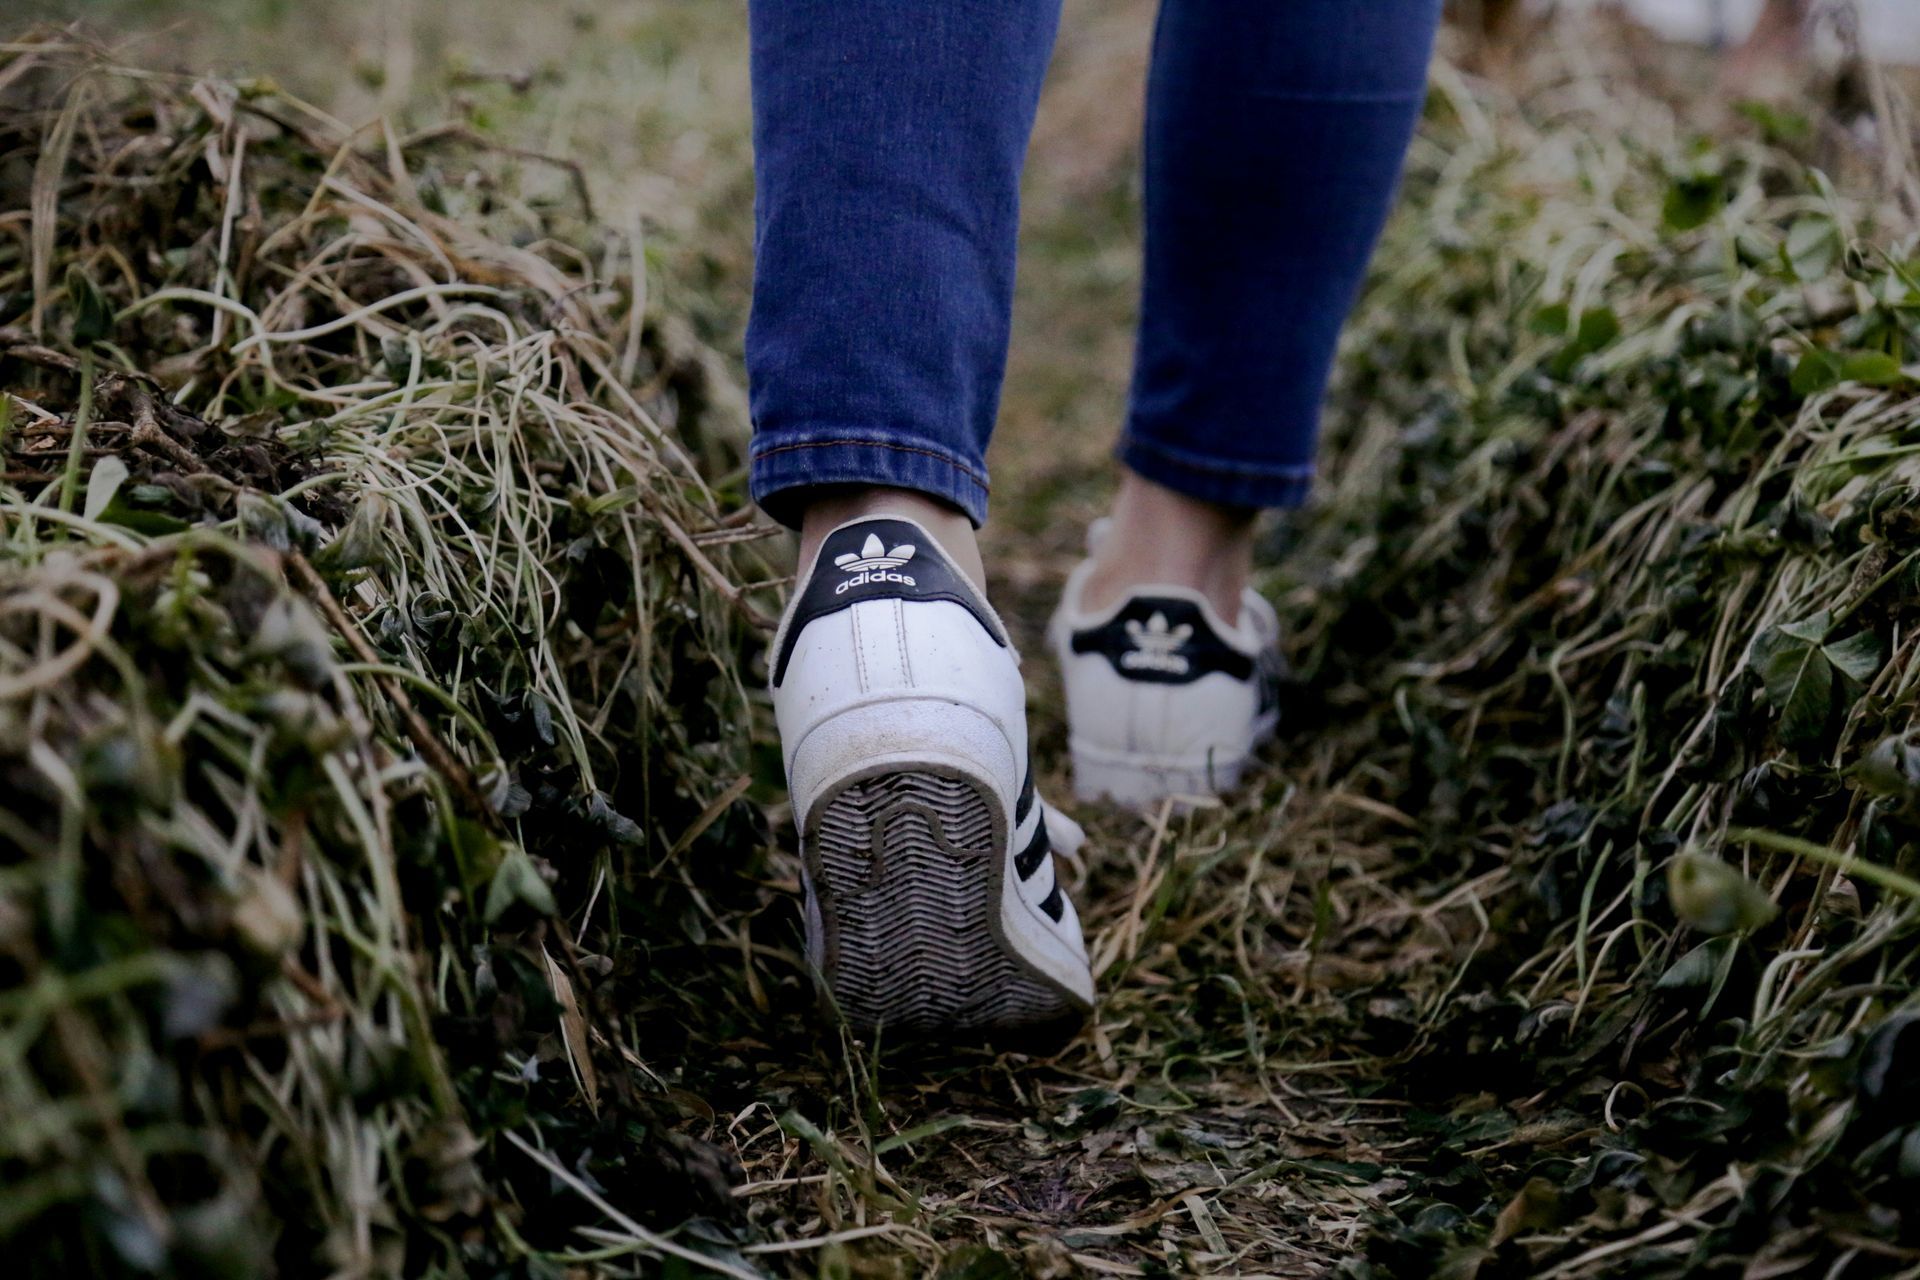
{"left": 770, "top": 516, "right": 1094, "bottom": 1010}
{"left": 1048, "top": 535, "right": 1283, "bottom": 807}
{"left": 770, "top": 521, "right": 1022, "bottom": 812}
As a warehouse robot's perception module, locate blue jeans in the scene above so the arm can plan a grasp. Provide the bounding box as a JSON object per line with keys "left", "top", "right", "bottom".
{"left": 746, "top": 0, "right": 1442, "bottom": 527}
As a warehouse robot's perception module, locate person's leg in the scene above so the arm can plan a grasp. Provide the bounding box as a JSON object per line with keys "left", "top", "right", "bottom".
{"left": 1722, "top": 0, "right": 1810, "bottom": 99}
{"left": 751, "top": 1, "right": 1094, "bottom": 1037}
{"left": 1082, "top": 0, "right": 1442, "bottom": 618}
{"left": 1053, "top": 0, "right": 1441, "bottom": 807}
{"left": 745, "top": 0, "right": 1063, "bottom": 589}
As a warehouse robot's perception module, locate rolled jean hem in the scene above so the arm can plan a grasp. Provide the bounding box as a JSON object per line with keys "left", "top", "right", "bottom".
{"left": 749, "top": 432, "right": 992, "bottom": 528}
{"left": 1117, "top": 430, "right": 1316, "bottom": 511}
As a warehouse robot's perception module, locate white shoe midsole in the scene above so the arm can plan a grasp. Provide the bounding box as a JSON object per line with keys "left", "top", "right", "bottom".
{"left": 789, "top": 699, "right": 1092, "bottom": 1008}
{"left": 787, "top": 697, "right": 1017, "bottom": 829}
{"left": 1067, "top": 731, "right": 1274, "bottom": 808}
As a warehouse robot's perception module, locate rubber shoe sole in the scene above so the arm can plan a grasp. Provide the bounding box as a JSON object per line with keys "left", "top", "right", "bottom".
{"left": 1068, "top": 742, "right": 1255, "bottom": 810}
{"left": 804, "top": 761, "right": 1086, "bottom": 1046}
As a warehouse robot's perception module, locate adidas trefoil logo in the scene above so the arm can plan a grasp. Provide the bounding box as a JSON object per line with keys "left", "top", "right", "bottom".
{"left": 1121, "top": 611, "right": 1192, "bottom": 675}
{"left": 833, "top": 533, "right": 918, "bottom": 595}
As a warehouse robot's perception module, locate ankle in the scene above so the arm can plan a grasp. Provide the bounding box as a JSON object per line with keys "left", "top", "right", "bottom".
{"left": 797, "top": 487, "right": 986, "bottom": 592}
{"left": 1080, "top": 471, "right": 1254, "bottom": 620}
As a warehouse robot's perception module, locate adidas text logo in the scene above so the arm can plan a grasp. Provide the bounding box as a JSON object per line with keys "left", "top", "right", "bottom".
{"left": 833, "top": 533, "right": 917, "bottom": 595}
{"left": 1120, "top": 612, "right": 1192, "bottom": 675}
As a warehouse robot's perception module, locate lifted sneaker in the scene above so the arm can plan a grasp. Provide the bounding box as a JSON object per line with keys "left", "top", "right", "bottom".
{"left": 1048, "top": 548, "right": 1284, "bottom": 810}
{"left": 769, "top": 516, "right": 1095, "bottom": 1039}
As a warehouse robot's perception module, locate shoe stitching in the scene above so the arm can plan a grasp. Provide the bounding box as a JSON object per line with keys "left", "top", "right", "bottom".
{"left": 892, "top": 598, "right": 912, "bottom": 685}
{"left": 850, "top": 602, "right": 869, "bottom": 693}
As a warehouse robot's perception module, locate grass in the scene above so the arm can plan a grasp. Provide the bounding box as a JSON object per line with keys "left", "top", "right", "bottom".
{"left": 8, "top": 5, "right": 1920, "bottom": 1277}
{"left": 0, "top": 34, "right": 772, "bottom": 1273}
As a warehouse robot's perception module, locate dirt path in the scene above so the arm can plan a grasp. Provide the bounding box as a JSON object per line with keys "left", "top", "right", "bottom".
{"left": 704, "top": 7, "right": 1478, "bottom": 1243}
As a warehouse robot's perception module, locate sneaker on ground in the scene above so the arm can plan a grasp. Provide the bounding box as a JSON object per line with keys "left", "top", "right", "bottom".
{"left": 1048, "top": 524, "right": 1284, "bottom": 810}
{"left": 768, "top": 516, "right": 1095, "bottom": 1040}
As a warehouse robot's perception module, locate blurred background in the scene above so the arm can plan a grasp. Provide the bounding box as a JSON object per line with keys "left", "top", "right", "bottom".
{"left": 14, "top": 0, "right": 1918, "bottom": 551}
{"left": 1612, "top": 0, "right": 1915, "bottom": 50}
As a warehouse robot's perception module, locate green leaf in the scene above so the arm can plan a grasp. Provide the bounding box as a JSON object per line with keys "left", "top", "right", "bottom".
{"left": 1735, "top": 100, "right": 1811, "bottom": 144}
{"left": 583, "top": 790, "right": 644, "bottom": 846}
{"left": 1574, "top": 307, "right": 1621, "bottom": 352}
{"left": 1668, "top": 854, "right": 1779, "bottom": 935}
{"left": 1825, "top": 630, "right": 1884, "bottom": 684}
{"left": 238, "top": 491, "right": 293, "bottom": 551}
{"left": 66, "top": 265, "right": 112, "bottom": 347}
{"left": 1783, "top": 216, "right": 1840, "bottom": 282}
{"left": 1530, "top": 302, "right": 1571, "bottom": 336}
{"left": 1838, "top": 350, "right": 1905, "bottom": 386}
{"left": 1777, "top": 611, "right": 1832, "bottom": 646}
{"left": 1752, "top": 615, "right": 1835, "bottom": 745}
{"left": 1655, "top": 935, "right": 1738, "bottom": 989}
{"left": 1776, "top": 646, "right": 1831, "bottom": 743}
{"left": 1548, "top": 308, "right": 1622, "bottom": 377}
{"left": 444, "top": 816, "right": 503, "bottom": 895}
{"left": 96, "top": 494, "right": 190, "bottom": 535}
{"left": 250, "top": 596, "right": 336, "bottom": 688}
{"left": 1791, "top": 350, "right": 1840, "bottom": 397}
{"left": 1663, "top": 174, "right": 1723, "bottom": 232}
{"left": 1857, "top": 1012, "right": 1920, "bottom": 1106}
{"left": 483, "top": 847, "right": 556, "bottom": 923}
{"left": 313, "top": 493, "right": 391, "bottom": 572}
{"left": 874, "top": 1115, "right": 980, "bottom": 1155}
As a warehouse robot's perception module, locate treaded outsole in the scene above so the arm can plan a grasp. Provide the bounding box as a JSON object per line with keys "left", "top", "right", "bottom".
{"left": 804, "top": 765, "right": 1081, "bottom": 1043}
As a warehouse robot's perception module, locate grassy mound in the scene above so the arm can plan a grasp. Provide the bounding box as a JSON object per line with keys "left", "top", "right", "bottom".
{"left": 1285, "top": 56, "right": 1920, "bottom": 1276}
{"left": 0, "top": 35, "right": 771, "bottom": 1276}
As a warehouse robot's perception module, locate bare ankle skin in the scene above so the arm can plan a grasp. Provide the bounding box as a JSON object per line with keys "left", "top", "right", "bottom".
{"left": 797, "top": 487, "right": 986, "bottom": 592}
{"left": 1079, "top": 470, "right": 1255, "bottom": 621}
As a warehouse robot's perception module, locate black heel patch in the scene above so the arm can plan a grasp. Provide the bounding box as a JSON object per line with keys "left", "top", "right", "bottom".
{"left": 1069, "top": 596, "right": 1254, "bottom": 686}
{"left": 771, "top": 519, "right": 1007, "bottom": 687}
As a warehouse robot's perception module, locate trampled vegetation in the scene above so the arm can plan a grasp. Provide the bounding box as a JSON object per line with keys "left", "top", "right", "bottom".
{"left": 4, "top": 17, "right": 1920, "bottom": 1279}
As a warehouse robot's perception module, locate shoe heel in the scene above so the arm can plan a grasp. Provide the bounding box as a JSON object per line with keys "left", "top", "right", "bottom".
{"left": 1068, "top": 743, "right": 1249, "bottom": 812}
{"left": 789, "top": 701, "right": 1080, "bottom": 1036}
{"left": 786, "top": 699, "right": 1017, "bottom": 821}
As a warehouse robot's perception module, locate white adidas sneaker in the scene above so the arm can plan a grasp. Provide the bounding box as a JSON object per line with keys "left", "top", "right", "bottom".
{"left": 769, "top": 516, "right": 1095, "bottom": 1040}
{"left": 1048, "top": 546, "right": 1284, "bottom": 810}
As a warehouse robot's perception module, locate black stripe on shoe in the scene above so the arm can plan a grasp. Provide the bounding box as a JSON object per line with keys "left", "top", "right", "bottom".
{"left": 1015, "top": 765, "right": 1036, "bottom": 826}
{"left": 1069, "top": 596, "right": 1253, "bottom": 686}
{"left": 1037, "top": 871, "right": 1065, "bottom": 922}
{"left": 1014, "top": 818, "right": 1050, "bottom": 881}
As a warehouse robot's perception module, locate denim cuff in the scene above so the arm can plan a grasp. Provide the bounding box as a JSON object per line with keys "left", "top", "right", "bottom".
{"left": 750, "top": 430, "right": 992, "bottom": 528}
{"left": 1116, "top": 428, "right": 1315, "bottom": 511}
